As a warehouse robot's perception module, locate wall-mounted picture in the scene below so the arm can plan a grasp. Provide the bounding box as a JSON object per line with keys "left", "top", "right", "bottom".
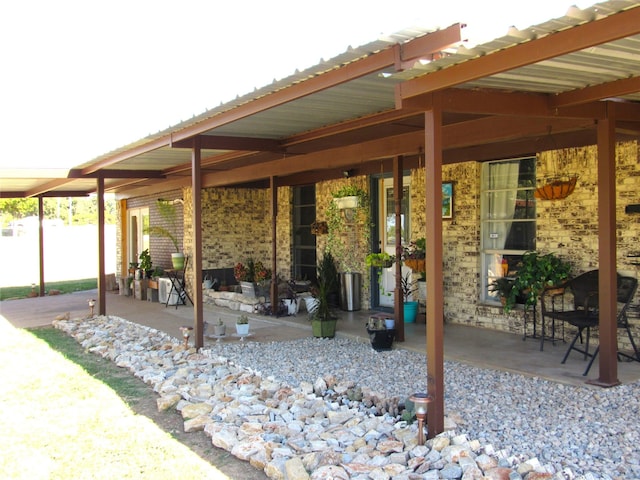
{"left": 442, "top": 182, "right": 453, "bottom": 219}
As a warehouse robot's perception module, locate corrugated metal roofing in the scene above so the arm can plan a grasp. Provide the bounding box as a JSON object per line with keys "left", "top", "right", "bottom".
{"left": 1, "top": 0, "right": 639, "bottom": 197}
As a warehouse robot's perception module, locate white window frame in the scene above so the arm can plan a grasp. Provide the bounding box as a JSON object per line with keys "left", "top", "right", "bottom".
{"left": 127, "top": 207, "right": 149, "bottom": 267}
{"left": 480, "top": 157, "right": 536, "bottom": 304}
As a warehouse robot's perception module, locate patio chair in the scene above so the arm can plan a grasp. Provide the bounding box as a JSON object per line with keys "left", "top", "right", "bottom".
{"left": 540, "top": 269, "right": 639, "bottom": 376}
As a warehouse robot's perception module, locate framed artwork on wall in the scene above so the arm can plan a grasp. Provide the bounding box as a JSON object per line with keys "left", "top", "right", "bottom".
{"left": 442, "top": 182, "right": 453, "bottom": 219}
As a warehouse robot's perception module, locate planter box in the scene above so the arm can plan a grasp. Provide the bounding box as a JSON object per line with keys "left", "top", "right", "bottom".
{"left": 235, "top": 323, "right": 250, "bottom": 335}
{"left": 312, "top": 319, "right": 337, "bottom": 338}
{"left": 240, "top": 281, "right": 256, "bottom": 298}
{"left": 334, "top": 195, "right": 359, "bottom": 209}
{"left": 367, "top": 328, "right": 395, "bottom": 351}
{"left": 404, "top": 259, "right": 425, "bottom": 272}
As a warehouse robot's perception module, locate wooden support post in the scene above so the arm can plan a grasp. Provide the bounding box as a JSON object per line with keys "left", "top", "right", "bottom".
{"left": 589, "top": 102, "right": 620, "bottom": 387}
{"left": 192, "top": 139, "right": 204, "bottom": 349}
{"left": 37, "top": 196, "right": 45, "bottom": 297}
{"left": 393, "top": 155, "right": 405, "bottom": 341}
{"left": 425, "top": 97, "right": 445, "bottom": 438}
{"left": 97, "top": 177, "right": 106, "bottom": 315}
{"left": 270, "top": 176, "right": 279, "bottom": 315}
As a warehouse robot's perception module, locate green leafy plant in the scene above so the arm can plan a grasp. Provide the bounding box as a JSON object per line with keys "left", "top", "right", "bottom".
{"left": 365, "top": 252, "right": 395, "bottom": 268}
{"left": 366, "top": 252, "right": 395, "bottom": 297}
{"left": 138, "top": 249, "right": 152, "bottom": 274}
{"left": 146, "top": 200, "right": 181, "bottom": 252}
{"left": 317, "top": 251, "right": 339, "bottom": 299}
{"left": 489, "top": 276, "right": 516, "bottom": 308}
{"left": 236, "top": 314, "right": 249, "bottom": 325}
{"left": 505, "top": 251, "right": 572, "bottom": 312}
{"left": 400, "top": 271, "right": 419, "bottom": 302}
{"left": 325, "top": 183, "right": 371, "bottom": 273}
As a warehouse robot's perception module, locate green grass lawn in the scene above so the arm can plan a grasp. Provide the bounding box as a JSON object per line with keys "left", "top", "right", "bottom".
{"left": 0, "top": 322, "right": 235, "bottom": 480}
{"left": 0, "top": 278, "right": 98, "bottom": 301}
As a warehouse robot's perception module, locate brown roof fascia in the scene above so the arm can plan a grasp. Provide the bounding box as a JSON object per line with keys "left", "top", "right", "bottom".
{"left": 397, "top": 6, "right": 640, "bottom": 101}
{"left": 80, "top": 137, "right": 170, "bottom": 175}
{"left": 0, "top": 190, "right": 92, "bottom": 199}
{"left": 551, "top": 75, "right": 640, "bottom": 108}
{"left": 25, "top": 178, "right": 75, "bottom": 197}
{"left": 67, "top": 169, "right": 166, "bottom": 179}
{"left": 170, "top": 135, "right": 284, "bottom": 152}
{"left": 396, "top": 24, "right": 463, "bottom": 70}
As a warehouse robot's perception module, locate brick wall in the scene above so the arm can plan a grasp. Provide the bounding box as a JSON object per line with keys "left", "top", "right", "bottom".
{"left": 315, "top": 177, "right": 372, "bottom": 308}
{"left": 181, "top": 185, "right": 293, "bottom": 293}
{"left": 117, "top": 141, "right": 640, "bottom": 349}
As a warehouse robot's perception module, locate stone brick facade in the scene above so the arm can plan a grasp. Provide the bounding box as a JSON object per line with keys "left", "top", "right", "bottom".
{"left": 117, "top": 141, "right": 640, "bottom": 350}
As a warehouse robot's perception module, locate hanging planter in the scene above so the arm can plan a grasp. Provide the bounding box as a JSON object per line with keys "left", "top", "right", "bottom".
{"left": 404, "top": 258, "right": 425, "bottom": 272}
{"left": 534, "top": 176, "right": 578, "bottom": 201}
{"left": 310, "top": 221, "right": 328, "bottom": 235}
{"left": 334, "top": 195, "right": 359, "bottom": 210}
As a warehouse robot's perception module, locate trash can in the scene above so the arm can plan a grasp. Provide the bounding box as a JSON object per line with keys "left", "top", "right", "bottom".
{"left": 340, "top": 272, "right": 361, "bottom": 311}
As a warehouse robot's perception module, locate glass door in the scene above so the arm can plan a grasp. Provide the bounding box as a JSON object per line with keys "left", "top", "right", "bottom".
{"left": 127, "top": 207, "right": 149, "bottom": 268}
{"left": 378, "top": 177, "right": 410, "bottom": 308}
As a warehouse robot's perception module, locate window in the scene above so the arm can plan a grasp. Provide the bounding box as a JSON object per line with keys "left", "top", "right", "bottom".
{"left": 292, "top": 186, "right": 317, "bottom": 282}
{"left": 480, "top": 157, "right": 536, "bottom": 303}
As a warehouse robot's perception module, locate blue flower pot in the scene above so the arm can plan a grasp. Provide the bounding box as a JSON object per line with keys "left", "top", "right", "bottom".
{"left": 404, "top": 301, "right": 419, "bottom": 323}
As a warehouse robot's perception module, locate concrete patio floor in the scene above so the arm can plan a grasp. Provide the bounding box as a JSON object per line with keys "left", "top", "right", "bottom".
{"left": 1, "top": 289, "right": 639, "bottom": 388}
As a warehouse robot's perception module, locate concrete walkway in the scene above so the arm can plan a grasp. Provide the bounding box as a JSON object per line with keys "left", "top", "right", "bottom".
{"left": 1, "top": 289, "right": 639, "bottom": 387}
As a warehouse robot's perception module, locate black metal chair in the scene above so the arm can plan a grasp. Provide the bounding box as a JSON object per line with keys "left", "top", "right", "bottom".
{"left": 540, "top": 270, "right": 639, "bottom": 376}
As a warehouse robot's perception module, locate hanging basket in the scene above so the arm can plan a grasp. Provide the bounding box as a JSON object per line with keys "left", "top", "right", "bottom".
{"left": 534, "top": 177, "right": 578, "bottom": 201}
{"left": 310, "top": 221, "right": 328, "bottom": 235}
{"left": 404, "top": 259, "right": 425, "bottom": 272}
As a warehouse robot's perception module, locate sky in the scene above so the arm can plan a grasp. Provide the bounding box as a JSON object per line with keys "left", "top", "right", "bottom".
{"left": 0, "top": 0, "right": 596, "bottom": 170}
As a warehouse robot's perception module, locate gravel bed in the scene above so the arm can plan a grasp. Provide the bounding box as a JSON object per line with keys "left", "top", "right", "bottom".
{"left": 207, "top": 336, "right": 640, "bottom": 479}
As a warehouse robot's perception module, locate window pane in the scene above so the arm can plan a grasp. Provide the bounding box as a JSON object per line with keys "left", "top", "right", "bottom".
{"left": 480, "top": 157, "right": 536, "bottom": 304}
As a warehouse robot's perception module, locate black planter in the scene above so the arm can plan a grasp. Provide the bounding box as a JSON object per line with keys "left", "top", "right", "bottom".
{"left": 366, "top": 328, "right": 395, "bottom": 351}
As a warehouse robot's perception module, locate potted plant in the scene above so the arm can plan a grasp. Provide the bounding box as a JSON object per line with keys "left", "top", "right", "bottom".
{"left": 282, "top": 280, "right": 299, "bottom": 315}
{"left": 311, "top": 280, "right": 338, "bottom": 338}
{"left": 402, "top": 238, "right": 426, "bottom": 278}
{"left": 488, "top": 276, "right": 516, "bottom": 307}
{"left": 366, "top": 315, "right": 395, "bottom": 351}
{"left": 400, "top": 271, "right": 420, "bottom": 323}
{"left": 234, "top": 259, "right": 271, "bottom": 297}
{"left": 365, "top": 251, "right": 395, "bottom": 269}
{"left": 505, "top": 251, "right": 572, "bottom": 313}
{"left": 138, "top": 249, "right": 153, "bottom": 279}
{"left": 326, "top": 183, "right": 371, "bottom": 311}
{"left": 213, "top": 318, "right": 226, "bottom": 336}
{"left": 235, "top": 314, "right": 249, "bottom": 335}
{"left": 317, "top": 252, "right": 340, "bottom": 307}
{"left": 146, "top": 199, "right": 185, "bottom": 270}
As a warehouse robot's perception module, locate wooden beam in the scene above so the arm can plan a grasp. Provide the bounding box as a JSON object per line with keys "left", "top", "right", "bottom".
{"left": 0, "top": 190, "right": 92, "bottom": 199}
{"left": 397, "top": 24, "right": 463, "bottom": 70}
{"left": 552, "top": 75, "right": 640, "bottom": 108}
{"left": 81, "top": 136, "right": 170, "bottom": 175}
{"left": 26, "top": 178, "right": 76, "bottom": 197}
{"left": 444, "top": 116, "right": 595, "bottom": 149}
{"left": 398, "top": 7, "right": 640, "bottom": 101}
{"left": 68, "top": 169, "right": 166, "bottom": 179}
{"left": 171, "top": 135, "right": 284, "bottom": 152}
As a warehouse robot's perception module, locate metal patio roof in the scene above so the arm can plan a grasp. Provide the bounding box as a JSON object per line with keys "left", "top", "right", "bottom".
{"left": 1, "top": 0, "right": 639, "bottom": 198}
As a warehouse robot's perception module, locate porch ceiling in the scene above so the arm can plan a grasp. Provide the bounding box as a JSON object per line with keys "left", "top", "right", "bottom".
{"left": 2, "top": 0, "right": 640, "bottom": 199}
